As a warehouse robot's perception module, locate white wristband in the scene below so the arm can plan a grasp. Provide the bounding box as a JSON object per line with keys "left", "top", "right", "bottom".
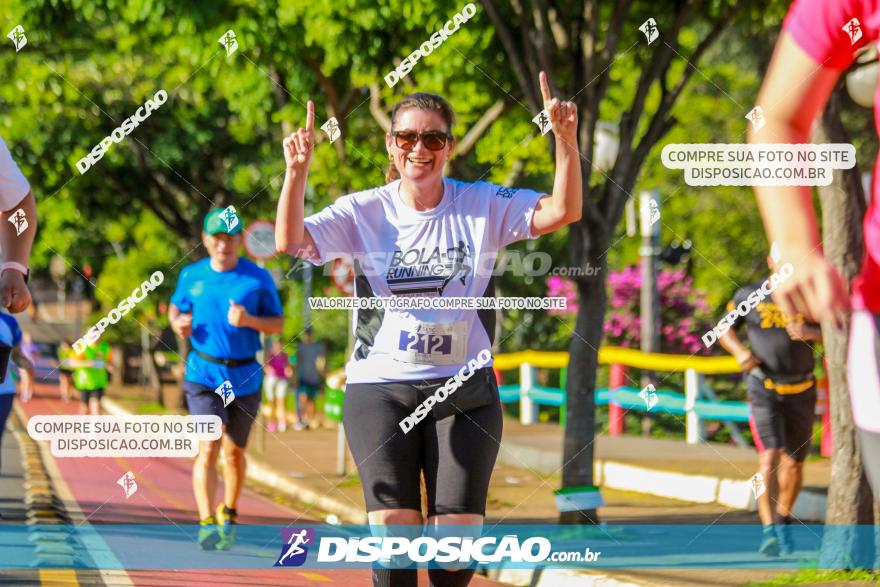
{"left": 1, "top": 261, "right": 28, "bottom": 279}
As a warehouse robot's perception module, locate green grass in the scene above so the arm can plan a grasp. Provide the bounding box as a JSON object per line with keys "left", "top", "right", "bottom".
{"left": 744, "top": 569, "right": 880, "bottom": 586}
{"left": 335, "top": 475, "right": 362, "bottom": 489}
{"left": 134, "top": 401, "right": 170, "bottom": 415}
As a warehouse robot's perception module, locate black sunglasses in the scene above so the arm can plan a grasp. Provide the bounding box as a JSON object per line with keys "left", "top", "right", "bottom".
{"left": 392, "top": 130, "right": 452, "bottom": 151}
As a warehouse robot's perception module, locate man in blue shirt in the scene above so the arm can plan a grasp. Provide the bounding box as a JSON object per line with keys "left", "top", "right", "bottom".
{"left": 169, "top": 207, "right": 283, "bottom": 549}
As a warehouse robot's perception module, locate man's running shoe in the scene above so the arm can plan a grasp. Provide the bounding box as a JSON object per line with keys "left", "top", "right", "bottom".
{"left": 215, "top": 504, "right": 238, "bottom": 550}
{"left": 198, "top": 515, "right": 221, "bottom": 551}
{"left": 759, "top": 525, "right": 780, "bottom": 557}
{"left": 776, "top": 519, "right": 793, "bottom": 555}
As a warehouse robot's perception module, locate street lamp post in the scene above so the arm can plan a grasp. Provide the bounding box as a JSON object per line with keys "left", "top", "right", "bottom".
{"left": 639, "top": 191, "right": 661, "bottom": 436}
{"left": 639, "top": 191, "right": 661, "bottom": 355}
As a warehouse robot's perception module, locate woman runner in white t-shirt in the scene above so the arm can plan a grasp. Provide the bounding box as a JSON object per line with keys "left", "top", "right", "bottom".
{"left": 276, "top": 73, "right": 581, "bottom": 587}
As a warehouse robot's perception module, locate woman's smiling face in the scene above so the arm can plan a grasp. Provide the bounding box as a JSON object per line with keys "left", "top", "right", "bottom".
{"left": 386, "top": 108, "right": 455, "bottom": 183}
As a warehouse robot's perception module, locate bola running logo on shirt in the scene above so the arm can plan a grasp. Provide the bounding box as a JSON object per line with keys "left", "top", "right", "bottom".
{"left": 385, "top": 241, "right": 472, "bottom": 296}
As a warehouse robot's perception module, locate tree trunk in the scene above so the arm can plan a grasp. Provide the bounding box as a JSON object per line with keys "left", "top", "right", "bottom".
{"left": 148, "top": 348, "right": 162, "bottom": 406}
{"left": 816, "top": 87, "right": 875, "bottom": 567}
{"left": 559, "top": 208, "right": 609, "bottom": 524}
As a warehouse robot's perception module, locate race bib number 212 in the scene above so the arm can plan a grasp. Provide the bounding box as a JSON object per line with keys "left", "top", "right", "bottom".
{"left": 393, "top": 321, "right": 466, "bottom": 365}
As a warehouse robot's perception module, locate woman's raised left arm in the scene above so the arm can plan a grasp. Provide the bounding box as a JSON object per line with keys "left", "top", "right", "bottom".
{"left": 531, "top": 71, "right": 583, "bottom": 236}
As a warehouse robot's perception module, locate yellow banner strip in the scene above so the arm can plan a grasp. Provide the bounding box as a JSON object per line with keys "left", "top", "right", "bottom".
{"left": 493, "top": 347, "right": 740, "bottom": 374}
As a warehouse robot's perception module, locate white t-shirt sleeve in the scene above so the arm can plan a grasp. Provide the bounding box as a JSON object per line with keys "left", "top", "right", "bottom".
{"left": 303, "top": 195, "right": 358, "bottom": 265}
{"left": 485, "top": 183, "right": 545, "bottom": 248}
{"left": 0, "top": 136, "right": 30, "bottom": 212}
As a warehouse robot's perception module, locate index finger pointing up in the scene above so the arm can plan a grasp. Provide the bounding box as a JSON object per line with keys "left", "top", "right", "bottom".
{"left": 305, "top": 100, "right": 315, "bottom": 133}
{"left": 539, "top": 71, "right": 552, "bottom": 104}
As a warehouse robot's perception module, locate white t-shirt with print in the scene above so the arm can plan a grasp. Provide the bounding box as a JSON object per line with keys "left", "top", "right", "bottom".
{"left": 304, "top": 177, "right": 544, "bottom": 384}
{"left": 0, "top": 136, "right": 30, "bottom": 212}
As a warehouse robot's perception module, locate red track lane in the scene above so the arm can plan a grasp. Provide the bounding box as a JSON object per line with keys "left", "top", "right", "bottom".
{"left": 18, "top": 383, "right": 506, "bottom": 587}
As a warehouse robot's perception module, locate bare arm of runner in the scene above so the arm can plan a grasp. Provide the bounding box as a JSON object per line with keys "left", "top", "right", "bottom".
{"left": 227, "top": 300, "right": 284, "bottom": 335}
{"left": 236, "top": 314, "right": 284, "bottom": 335}
{"left": 169, "top": 303, "right": 193, "bottom": 338}
{"left": 750, "top": 32, "right": 849, "bottom": 328}
{"left": 277, "top": 100, "right": 319, "bottom": 261}
{"left": 0, "top": 189, "right": 36, "bottom": 313}
{"left": 718, "top": 329, "right": 760, "bottom": 372}
{"left": 531, "top": 71, "right": 583, "bottom": 237}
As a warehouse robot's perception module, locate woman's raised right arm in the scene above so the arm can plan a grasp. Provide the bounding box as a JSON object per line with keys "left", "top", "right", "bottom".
{"left": 276, "top": 100, "right": 317, "bottom": 258}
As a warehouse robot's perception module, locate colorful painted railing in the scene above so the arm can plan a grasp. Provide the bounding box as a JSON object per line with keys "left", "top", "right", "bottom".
{"left": 494, "top": 347, "right": 749, "bottom": 445}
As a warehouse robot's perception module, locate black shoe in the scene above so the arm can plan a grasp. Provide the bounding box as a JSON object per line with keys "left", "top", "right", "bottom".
{"left": 759, "top": 525, "right": 780, "bottom": 557}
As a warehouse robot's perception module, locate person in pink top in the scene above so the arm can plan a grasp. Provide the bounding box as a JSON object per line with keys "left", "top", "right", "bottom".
{"left": 750, "top": 0, "right": 880, "bottom": 519}
{"left": 263, "top": 338, "right": 294, "bottom": 432}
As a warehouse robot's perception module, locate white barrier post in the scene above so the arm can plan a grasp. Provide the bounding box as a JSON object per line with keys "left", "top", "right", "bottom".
{"left": 520, "top": 362, "right": 537, "bottom": 425}
{"left": 685, "top": 368, "right": 705, "bottom": 444}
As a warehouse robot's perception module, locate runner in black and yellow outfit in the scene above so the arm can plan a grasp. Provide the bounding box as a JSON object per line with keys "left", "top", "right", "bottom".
{"left": 719, "top": 256, "right": 822, "bottom": 557}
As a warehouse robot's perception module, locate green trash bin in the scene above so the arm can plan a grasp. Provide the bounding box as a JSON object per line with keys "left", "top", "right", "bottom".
{"left": 324, "top": 387, "right": 344, "bottom": 423}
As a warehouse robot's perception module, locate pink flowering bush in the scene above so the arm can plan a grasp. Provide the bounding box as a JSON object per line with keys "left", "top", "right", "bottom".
{"left": 547, "top": 275, "right": 579, "bottom": 316}
{"left": 604, "top": 266, "right": 712, "bottom": 354}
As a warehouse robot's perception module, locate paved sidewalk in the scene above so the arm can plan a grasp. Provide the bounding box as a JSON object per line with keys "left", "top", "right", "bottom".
{"left": 497, "top": 419, "right": 829, "bottom": 521}
{"left": 500, "top": 419, "right": 830, "bottom": 484}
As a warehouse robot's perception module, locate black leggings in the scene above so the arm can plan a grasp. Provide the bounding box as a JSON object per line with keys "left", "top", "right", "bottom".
{"left": 343, "top": 368, "right": 502, "bottom": 517}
